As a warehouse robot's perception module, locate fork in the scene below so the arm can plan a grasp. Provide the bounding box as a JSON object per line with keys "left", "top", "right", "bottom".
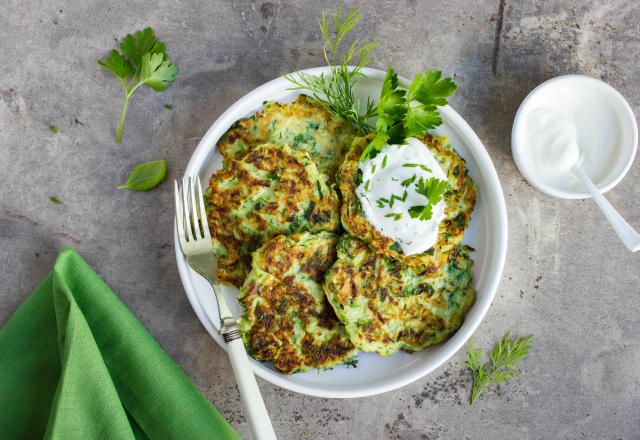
{"left": 175, "top": 177, "right": 277, "bottom": 440}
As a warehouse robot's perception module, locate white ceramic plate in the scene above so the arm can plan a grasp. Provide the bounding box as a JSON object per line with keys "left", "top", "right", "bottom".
{"left": 175, "top": 67, "right": 508, "bottom": 398}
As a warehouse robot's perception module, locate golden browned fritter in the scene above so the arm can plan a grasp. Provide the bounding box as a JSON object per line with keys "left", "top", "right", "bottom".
{"left": 217, "top": 94, "right": 357, "bottom": 181}
{"left": 324, "top": 235, "right": 475, "bottom": 356}
{"left": 238, "top": 232, "right": 358, "bottom": 374}
{"left": 206, "top": 143, "right": 340, "bottom": 287}
{"left": 338, "top": 134, "right": 476, "bottom": 272}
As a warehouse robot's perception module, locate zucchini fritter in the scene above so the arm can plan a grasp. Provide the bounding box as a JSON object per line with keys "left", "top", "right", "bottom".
{"left": 239, "top": 232, "right": 358, "bottom": 374}
{"left": 324, "top": 235, "right": 475, "bottom": 356}
{"left": 339, "top": 135, "right": 476, "bottom": 271}
{"left": 217, "top": 94, "right": 357, "bottom": 181}
{"left": 206, "top": 144, "right": 340, "bottom": 287}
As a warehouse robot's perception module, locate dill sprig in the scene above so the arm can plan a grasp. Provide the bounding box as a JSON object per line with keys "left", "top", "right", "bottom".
{"left": 284, "top": 7, "right": 378, "bottom": 134}
{"left": 466, "top": 333, "right": 532, "bottom": 404}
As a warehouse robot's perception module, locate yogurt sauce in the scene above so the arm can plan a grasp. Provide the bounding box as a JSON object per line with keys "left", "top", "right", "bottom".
{"left": 517, "top": 77, "right": 626, "bottom": 193}
{"left": 524, "top": 109, "right": 581, "bottom": 184}
{"left": 356, "top": 137, "right": 448, "bottom": 255}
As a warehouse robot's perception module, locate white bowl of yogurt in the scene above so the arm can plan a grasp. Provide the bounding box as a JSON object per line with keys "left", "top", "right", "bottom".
{"left": 512, "top": 74, "right": 637, "bottom": 199}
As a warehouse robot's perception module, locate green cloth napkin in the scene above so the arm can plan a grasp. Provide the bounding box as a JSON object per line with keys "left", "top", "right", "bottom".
{"left": 0, "top": 248, "right": 239, "bottom": 440}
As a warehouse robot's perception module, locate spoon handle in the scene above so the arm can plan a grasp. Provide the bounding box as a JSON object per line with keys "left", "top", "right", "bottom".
{"left": 573, "top": 165, "right": 640, "bottom": 252}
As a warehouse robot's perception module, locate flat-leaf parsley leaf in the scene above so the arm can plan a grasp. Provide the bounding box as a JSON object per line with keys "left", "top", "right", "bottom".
{"left": 407, "top": 177, "right": 449, "bottom": 221}
{"left": 99, "top": 27, "right": 178, "bottom": 143}
{"left": 408, "top": 204, "right": 432, "bottom": 221}
{"left": 360, "top": 68, "right": 456, "bottom": 161}
{"left": 415, "top": 177, "right": 449, "bottom": 205}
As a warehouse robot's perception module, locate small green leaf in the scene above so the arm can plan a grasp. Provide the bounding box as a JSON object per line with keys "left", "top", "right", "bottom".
{"left": 118, "top": 160, "right": 166, "bottom": 191}
{"left": 406, "top": 70, "right": 457, "bottom": 107}
{"left": 119, "top": 27, "right": 165, "bottom": 68}
{"left": 408, "top": 204, "right": 433, "bottom": 221}
{"left": 140, "top": 52, "right": 179, "bottom": 92}
{"left": 49, "top": 124, "right": 58, "bottom": 134}
{"left": 98, "top": 49, "right": 134, "bottom": 80}
{"left": 415, "top": 177, "right": 449, "bottom": 205}
{"left": 50, "top": 196, "right": 62, "bottom": 204}
{"left": 405, "top": 105, "right": 441, "bottom": 137}
{"left": 164, "top": 103, "right": 173, "bottom": 109}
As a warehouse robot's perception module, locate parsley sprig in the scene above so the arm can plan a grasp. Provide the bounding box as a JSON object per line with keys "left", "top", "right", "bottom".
{"left": 284, "top": 7, "right": 378, "bottom": 134}
{"left": 408, "top": 177, "right": 449, "bottom": 221}
{"left": 466, "top": 333, "right": 532, "bottom": 404}
{"left": 360, "top": 68, "right": 456, "bottom": 161}
{"left": 99, "top": 27, "right": 179, "bottom": 143}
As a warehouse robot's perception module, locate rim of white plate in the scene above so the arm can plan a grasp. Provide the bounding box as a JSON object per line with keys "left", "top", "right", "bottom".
{"left": 174, "top": 67, "right": 508, "bottom": 398}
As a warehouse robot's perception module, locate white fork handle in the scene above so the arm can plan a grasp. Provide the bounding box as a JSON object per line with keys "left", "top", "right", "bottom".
{"left": 226, "top": 338, "right": 277, "bottom": 440}
{"left": 573, "top": 164, "right": 640, "bottom": 252}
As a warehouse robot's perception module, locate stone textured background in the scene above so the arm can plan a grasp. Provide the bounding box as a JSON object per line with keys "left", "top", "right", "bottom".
{"left": 1, "top": 0, "right": 639, "bottom": 438}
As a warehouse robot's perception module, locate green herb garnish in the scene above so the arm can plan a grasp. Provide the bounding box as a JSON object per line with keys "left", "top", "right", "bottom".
{"left": 344, "top": 357, "right": 359, "bottom": 368}
{"left": 415, "top": 177, "right": 449, "bottom": 205}
{"left": 384, "top": 212, "right": 403, "bottom": 221}
{"left": 388, "top": 190, "right": 408, "bottom": 207}
{"left": 50, "top": 196, "right": 62, "bottom": 204}
{"left": 408, "top": 204, "right": 432, "bottom": 221}
{"left": 284, "top": 7, "right": 377, "bottom": 134}
{"left": 364, "top": 179, "right": 371, "bottom": 191}
{"left": 378, "top": 191, "right": 407, "bottom": 208}
{"left": 48, "top": 124, "right": 58, "bottom": 134}
{"left": 360, "top": 68, "right": 456, "bottom": 161}
{"left": 99, "top": 27, "right": 179, "bottom": 143}
{"left": 118, "top": 160, "right": 166, "bottom": 191}
{"left": 407, "top": 177, "right": 449, "bottom": 221}
{"left": 381, "top": 154, "right": 388, "bottom": 169}
{"left": 402, "top": 163, "right": 432, "bottom": 172}
{"left": 164, "top": 103, "right": 173, "bottom": 109}
{"left": 401, "top": 174, "right": 417, "bottom": 187}
{"left": 466, "top": 333, "right": 532, "bottom": 405}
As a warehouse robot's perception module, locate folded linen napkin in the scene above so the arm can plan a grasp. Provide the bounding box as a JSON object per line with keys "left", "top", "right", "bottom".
{"left": 0, "top": 248, "right": 239, "bottom": 440}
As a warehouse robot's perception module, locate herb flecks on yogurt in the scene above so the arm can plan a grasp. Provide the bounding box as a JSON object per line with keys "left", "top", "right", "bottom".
{"left": 356, "top": 137, "right": 449, "bottom": 255}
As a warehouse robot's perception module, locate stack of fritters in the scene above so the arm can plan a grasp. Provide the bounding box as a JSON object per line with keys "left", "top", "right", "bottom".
{"left": 327, "top": 134, "right": 477, "bottom": 355}
{"left": 206, "top": 143, "right": 340, "bottom": 287}
{"left": 238, "top": 232, "right": 357, "bottom": 374}
{"left": 207, "top": 95, "right": 477, "bottom": 372}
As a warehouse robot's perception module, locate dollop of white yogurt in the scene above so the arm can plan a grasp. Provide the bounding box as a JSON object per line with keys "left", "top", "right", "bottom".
{"left": 525, "top": 109, "right": 581, "bottom": 183}
{"left": 356, "top": 137, "right": 448, "bottom": 255}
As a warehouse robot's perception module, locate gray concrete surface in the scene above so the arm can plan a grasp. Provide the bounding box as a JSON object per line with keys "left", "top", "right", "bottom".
{"left": 1, "top": 0, "right": 639, "bottom": 438}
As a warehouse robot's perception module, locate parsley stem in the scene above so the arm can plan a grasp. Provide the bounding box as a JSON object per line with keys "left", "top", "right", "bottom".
{"left": 116, "top": 93, "right": 130, "bottom": 144}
